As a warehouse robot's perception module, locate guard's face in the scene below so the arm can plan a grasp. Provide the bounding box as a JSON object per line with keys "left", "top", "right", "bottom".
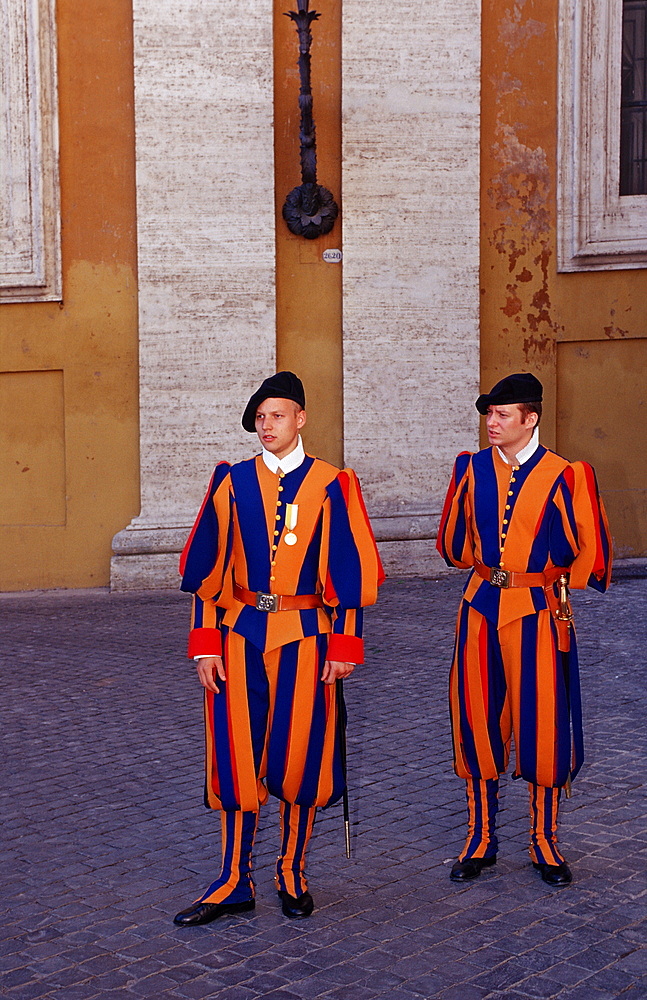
{"left": 255, "top": 397, "right": 306, "bottom": 459}
{"left": 486, "top": 404, "right": 537, "bottom": 455}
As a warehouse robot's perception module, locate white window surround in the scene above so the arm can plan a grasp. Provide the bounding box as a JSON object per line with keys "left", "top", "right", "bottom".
{"left": 558, "top": 0, "right": 647, "bottom": 271}
{"left": 0, "top": 0, "right": 61, "bottom": 302}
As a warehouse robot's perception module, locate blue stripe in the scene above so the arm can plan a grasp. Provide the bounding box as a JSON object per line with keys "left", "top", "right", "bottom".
{"left": 518, "top": 615, "right": 538, "bottom": 781}
{"left": 325, "top": 478, "right": 363, "bottom": 608}
{"left": 243, "top": 640, "right": 271, "bottom": 774}
{"left": 181, "top": 463, "right": 231, "bottom": 593}
{"left": 454, "top": 602, "right": 480, "bottom": 776}
{"left": 298, "top": 635, "right": 332, "bottom": 804}
{"left": 205, "top": 643, "right": 238, "bottom": 810}
{"left": 449, "top": 478, "right": 470, "bottom": 563}
{"left": 296, "top": 511, "right": 322, "bottom": 595}
{"left": 299, "top": 607, "right": 321, "bottom": 637}
{"left": 562, "top": 629, "right": 584, "bottom": 779}
{"left": 232, "top": 604, "right": 268, "bottom": 653}
{"left": 283, "top": 455, "right": 315, "bottom": 501}
{"left": 266, "top": 641, "right": 300, "bottom": 797}
{"left": 193, "top": 596, "right": 205, "bottom": 628}
{"left": 472, "top": 449, "right": 501, "bottom": 567}
{"left": 230, "top": 459, "right": 270, "bottom": 591}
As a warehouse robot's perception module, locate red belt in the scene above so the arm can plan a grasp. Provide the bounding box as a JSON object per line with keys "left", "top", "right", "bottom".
{"left": 474, "top": 560, "right": 567, "bottom": 590}
{"left": 233, "top": 583, "right": 324, "bottom": 613}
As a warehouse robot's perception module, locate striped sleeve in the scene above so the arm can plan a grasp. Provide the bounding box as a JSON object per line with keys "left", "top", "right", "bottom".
{"left": 322, "top": 469, "right": 385, "bottom": 663}
{"left": 436, "top": 452, "right": 475, "bottom": 568}
{"left": 179, "top": 462, "right": 232, "bottom": 658}
{"left": 561, "top": 461, "right": 613, "bottom": 592}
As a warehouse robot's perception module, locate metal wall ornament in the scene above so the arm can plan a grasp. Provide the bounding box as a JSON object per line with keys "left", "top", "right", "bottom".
{"left": 282, "top": 0, "right": 339, "bottom": 239}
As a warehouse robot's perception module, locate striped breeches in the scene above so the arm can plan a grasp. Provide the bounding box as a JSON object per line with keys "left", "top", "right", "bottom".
{"left": 198, "top": 802, "right": 317, "bottom": 903}
{"left": 459, "top": 777, "right": 565, "bottom": 866}
{"left": 450, "top": 601, "right": 582, "bottom": 788}
{"left": 276, "top": 801, "right": 317, "bottom": 897}
{"left": 203, "top": 630, "right": 346, "bottom": 812}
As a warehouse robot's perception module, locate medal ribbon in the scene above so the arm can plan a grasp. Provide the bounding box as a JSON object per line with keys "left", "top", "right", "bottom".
{"left": 285, "top": 504, "right": 298, "bottom": 531}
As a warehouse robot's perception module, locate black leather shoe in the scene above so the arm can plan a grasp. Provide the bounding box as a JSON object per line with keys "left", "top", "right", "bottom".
{"left": 278, "top": 890, "right": 314, "bottom": 918}
{"left": 450, "top": 856, "right": 497, "bottom": 882}
{"left": 173, "top": 898, "right": 255, "bottom": 926}
{"left": 533, "top": 861, "right": 572, "bottom": 886}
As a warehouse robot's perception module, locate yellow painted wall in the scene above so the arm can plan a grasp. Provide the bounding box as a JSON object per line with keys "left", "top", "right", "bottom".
{"left": 0, "top": 0, "right": 139, "bottom": 590}
{"left": 481, "top": 0, "right": 647, "bottom": 556}
{"left": 273, "top": 0, "right": 343, "bottom": 467}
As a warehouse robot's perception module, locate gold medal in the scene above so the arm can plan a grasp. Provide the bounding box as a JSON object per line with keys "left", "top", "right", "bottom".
{"left": 284, "top": 503, "right": 299, "bottom": 546}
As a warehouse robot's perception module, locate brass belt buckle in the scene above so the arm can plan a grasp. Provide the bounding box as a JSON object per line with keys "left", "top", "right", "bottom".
{"left": 255, "top": 591, "right": 279, "bottom": 613}
{"left": 490, "top": 567, "right": 511, "bottom": 589}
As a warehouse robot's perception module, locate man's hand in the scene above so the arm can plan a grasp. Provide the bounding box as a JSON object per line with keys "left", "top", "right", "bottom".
{"left": 196, "top": 655, "right": 226, "bottom": 693}
{"left": 321, "top": 660, "right": 355, "bottom": 685}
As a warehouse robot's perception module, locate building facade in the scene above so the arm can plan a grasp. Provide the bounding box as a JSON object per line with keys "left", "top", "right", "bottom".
{"left": 1, "top": 0, "right": 645, "bottom": 592}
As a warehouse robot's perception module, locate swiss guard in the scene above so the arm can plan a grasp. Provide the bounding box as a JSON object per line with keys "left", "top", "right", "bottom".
{"left": 437, "top": 373, "right": 612, "bottom": 886}
{"left": 173, "top": 371, "right": 384, "bottom": 925}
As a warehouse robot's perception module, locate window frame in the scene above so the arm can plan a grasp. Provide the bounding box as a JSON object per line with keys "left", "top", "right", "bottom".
{"left": 0, "top": 0, "right": 61, "bottom": 303}
{"left": 558, "top": 0, "right": 647, "bottom": 271}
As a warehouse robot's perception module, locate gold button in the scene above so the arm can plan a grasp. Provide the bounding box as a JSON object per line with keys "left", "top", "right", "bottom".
{"left": 508, "top": 491, "right": 513, "bottom": 496}
{"left": 274, "top": 530, "right": 279, "bottom": 537}
{"left": 503, "top": 519, "right": 508, "bottom": 525}
{"left": 500, "top": 560, "right": 505, "bottom": 566}
{"left": 275, "top": 515, "right": 281, "bottom": 521}
{"left": 501, "top": 532, "right": 507, "bottom": 538}
{"left": 513, "top": 465, "right": 519, "bottom": 471}
{"left": 505, "top": 504, "right": 511, "bottom": 510}
{"left": 271, "top": 560, "right": 276, "bottom": 566}
{"left": 510, "top": 477, "right": 516, "bottom": 483}
{"left": 278, "top": 486, "right": 284, "bottom": 492}
{"left": 272, "top": 545, "right": 277, "bottom": 551}
{"left": 276, "top": 500, "right": 282, "bottom": 507}
{"left": 270, "top": 575, "right": 275, "bottom": 581}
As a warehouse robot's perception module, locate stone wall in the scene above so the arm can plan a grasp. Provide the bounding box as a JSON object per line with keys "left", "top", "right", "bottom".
{"left": 112, "top": 0, "right": 276, "bottom": 588}
{"left": 341, "top": 0, "right": 481, "bottom": 575}
{"left": 112, "top": 0, "right": 480, "bottom": 588}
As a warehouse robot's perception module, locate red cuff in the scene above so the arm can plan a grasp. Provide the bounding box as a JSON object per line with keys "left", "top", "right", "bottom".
{"left": 327, "top": 633, "right": 364, "bottom": 664}
{"left": 187, "top": 627, "right": 222, "bottom": 659}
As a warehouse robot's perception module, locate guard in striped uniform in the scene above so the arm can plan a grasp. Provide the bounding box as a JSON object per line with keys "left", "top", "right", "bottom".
{"left": 437, "top": 373, "right": 612, "bottom": 886}
{"left": 173, "top": 372, "right": 384, "bottom": 925}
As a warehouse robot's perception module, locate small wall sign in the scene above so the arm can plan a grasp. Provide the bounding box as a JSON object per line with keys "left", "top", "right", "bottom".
{"left": 322, "top": 249, "right": 343, "bottom": 263}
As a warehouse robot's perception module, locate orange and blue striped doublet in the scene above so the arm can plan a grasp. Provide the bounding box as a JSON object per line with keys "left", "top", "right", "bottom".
{"left": 180, "top": 454, "right": 384, "bottom": 812}
{"left": 437, "top": 445, "right": 612, "bottom": 789}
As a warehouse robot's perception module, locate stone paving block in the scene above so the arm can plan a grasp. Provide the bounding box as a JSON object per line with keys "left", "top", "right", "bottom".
{"left": 614, "top": 947, "right": 647, "bottom": 974}
{"left": 1, "top": 578, "right": 646, "bottom": 1000}
{"left": 436, "top": 986, "right": 489, "bottom": 1000}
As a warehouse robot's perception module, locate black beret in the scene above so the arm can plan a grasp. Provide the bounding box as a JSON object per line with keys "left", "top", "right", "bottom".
{"left": 475, "top": 372, "right": 543, "bottom": 415}
{"left": 242, "top": 371, "right": 306, "bottom": 432}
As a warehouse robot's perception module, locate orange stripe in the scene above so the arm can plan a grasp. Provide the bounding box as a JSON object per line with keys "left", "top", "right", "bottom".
{"left": 464, "top": 608, "right": 497, "bottom": 778}
{"left": 226, "top": 632, "right": 260, "bottom": 811}
{"left": 282, "top": 638, "right": 318, "bottom": 802}
{"left": 315, "top": 682, "right": 337, "bottom": 805}
{"left": 203, "top": 690, "right": 220, "bottom": 808}
{"left": 202, "top": 812, "right": 243, "bottom": 903}
{"left": 499, "top": 616, "right": 522, "bottom": 774}
{"left": 534, "top": 612, "right": 557, "bottom": 787}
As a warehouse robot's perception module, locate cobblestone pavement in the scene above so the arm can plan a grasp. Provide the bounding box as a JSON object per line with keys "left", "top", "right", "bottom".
{"left": 1, "top": 576, "right": 645, "bottom": 1000}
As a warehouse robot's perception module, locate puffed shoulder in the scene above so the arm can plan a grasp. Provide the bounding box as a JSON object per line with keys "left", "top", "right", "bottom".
{"left": 325, "top": 467, "right": 363, "bottom": 501}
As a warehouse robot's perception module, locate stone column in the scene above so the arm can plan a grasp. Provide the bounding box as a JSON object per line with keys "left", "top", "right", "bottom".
{"left": 111, "top": 0, "right": 276, "bottom": 589}
{"left": 341, "top": 0, "right": 481, "bottom": 575}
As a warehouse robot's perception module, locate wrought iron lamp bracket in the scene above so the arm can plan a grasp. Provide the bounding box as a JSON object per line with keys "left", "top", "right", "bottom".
{"left": 282, "top": 0, "right": 338, "bottom": 239}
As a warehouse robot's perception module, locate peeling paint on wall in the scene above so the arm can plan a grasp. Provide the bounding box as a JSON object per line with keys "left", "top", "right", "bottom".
{"left": 498, "top": 1, "right": 546, "bottom": 54}
{"left": 488, "top": 119, "right": 563, "bottom": 362}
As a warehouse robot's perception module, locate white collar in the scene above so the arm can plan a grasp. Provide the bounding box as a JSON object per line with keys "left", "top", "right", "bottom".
{"left": 497, "top": 426, "right": 539, "bottom": 466}
{"left": 261, "top": 435, "right": 305, "bottom": 474}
